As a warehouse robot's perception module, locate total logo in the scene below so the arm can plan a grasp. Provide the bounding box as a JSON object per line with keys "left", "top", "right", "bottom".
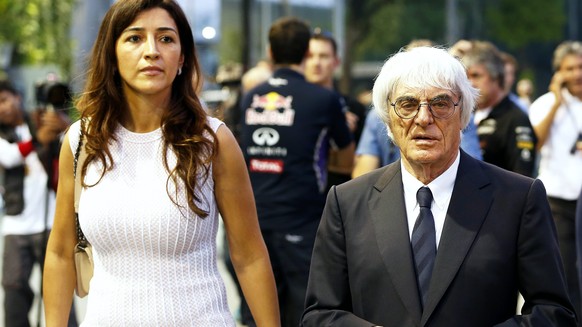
{"left": 252, "top": 128, "right": 280, "bottom": 146}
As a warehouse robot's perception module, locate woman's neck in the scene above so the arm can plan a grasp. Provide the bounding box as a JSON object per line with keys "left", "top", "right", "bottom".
{"left": 121, "top": 90, "right": 170, "bottom": 133}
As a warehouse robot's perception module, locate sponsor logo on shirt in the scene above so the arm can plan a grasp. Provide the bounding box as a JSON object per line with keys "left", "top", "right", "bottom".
{"left": 248, "top": 127, "right": 288, "bottom": 157}
{"left": 246, "top": 92, "right": 295, "bottom": 126}
{"left": 477, "top": 119, "right": 496, "bottom": 135}
{"left": 249, "top": 159, "right": 284, "bottom": 174}
{"left": 252, "top": 128, "right": 280, "bottom": 146}
{"left": 268, "top": 77, "right": 288, "bottom": 87}
{"left": 516, "top": 126, "right": 535, "bottom": 157}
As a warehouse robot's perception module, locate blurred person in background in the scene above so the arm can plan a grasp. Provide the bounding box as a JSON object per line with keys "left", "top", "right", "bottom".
{"left": 0, "top": 79, "right": 76, "bottom": 327}
{"left": 517, "top": 78, "right": 534, "bottom": 108}
{"left": 242, "top": 60, "right": 273, "bottom": 93}
{"left": 529, "top": 40, "right": 582, "bottom": 324}
{"left": 461, "top": 41, "right": 537, "bottom": 177}
{"left": 305, "top": 28, "right": 367, "bottom": 188}
{"left": 500, "top": 51, "right": 529, "bottom": 113}
{"left": 240, "top": 16, "right": 354, "bottom": 327}
{"left": 214, "top": 62, "right": 244, "bottom": 141}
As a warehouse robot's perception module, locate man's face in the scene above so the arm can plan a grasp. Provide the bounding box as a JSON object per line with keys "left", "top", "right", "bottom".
{"left": 0, "top": 90, "right": 23, "bottom": 126}
{"left": 388, "top": 86, "right": 462, "bottom": 173}
{"left": 559, "top": 54, "right": 582, "bottom": 98}
{"left": 467, "top": 63, "right": 502, "bottom": 109}
{"left": 305, "top": 39, "right": 339, "bottom": 86}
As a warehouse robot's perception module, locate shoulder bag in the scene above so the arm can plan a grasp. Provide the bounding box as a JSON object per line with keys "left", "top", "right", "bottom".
{"left": 73, "top": 125, "right": 93, "bottom": 298}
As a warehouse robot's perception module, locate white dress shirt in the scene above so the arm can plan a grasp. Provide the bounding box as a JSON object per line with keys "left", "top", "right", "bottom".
{"left": 401, "top": 150, "right": 460, "bottom": 248}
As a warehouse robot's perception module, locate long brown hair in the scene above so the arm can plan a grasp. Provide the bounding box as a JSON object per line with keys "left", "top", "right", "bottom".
{"left": 75, "top": 0, "right": 217, "bottom": 217}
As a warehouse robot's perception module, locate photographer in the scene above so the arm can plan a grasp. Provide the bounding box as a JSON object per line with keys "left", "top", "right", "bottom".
{"left": 0, "top": 79, "right": 76, "bottom": 327}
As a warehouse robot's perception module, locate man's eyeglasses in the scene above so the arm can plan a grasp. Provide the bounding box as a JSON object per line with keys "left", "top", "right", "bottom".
{"left": 389, "top": 95, "right": 461, "bottom": 120}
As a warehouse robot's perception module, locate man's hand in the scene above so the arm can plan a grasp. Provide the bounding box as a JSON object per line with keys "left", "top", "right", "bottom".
{"left": 549, "top": 71, "right": 565, "bottom": 105}
{"left": 346, "top": 111, "right": 359, "bottom": 133}
{"left": 35, "top": 110, "right": 69, "bottom": 145}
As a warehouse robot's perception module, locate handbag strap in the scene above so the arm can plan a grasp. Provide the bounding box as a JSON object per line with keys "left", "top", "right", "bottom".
{"left": 73, "top": 121, "right": 88, "bottom": 245}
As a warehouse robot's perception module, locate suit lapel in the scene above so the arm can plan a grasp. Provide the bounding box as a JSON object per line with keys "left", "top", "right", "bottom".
{"left": 421, "top": 152, "right": 493, "bottom": 324}
{"left": 370, "top": 162, "right": 422, "bottom": 325}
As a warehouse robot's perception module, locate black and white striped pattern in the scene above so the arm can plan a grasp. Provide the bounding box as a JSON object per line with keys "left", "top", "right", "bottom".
{"left": 411, "top": 186, "right": 436, "bottom": 310}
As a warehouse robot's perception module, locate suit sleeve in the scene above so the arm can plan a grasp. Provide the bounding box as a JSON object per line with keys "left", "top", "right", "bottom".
{"left": 301, "top": 186, "right": 378, "bottom": 327}
{"left": 494, "top": 179, "right": 577, "bottom": 326}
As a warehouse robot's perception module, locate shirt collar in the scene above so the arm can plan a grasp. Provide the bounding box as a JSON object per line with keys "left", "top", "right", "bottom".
{"left": 401, "top": 150, "right": 460, "bottom": 211}
{"left": 562, "top": 88, "right": 582, "bottom": 104}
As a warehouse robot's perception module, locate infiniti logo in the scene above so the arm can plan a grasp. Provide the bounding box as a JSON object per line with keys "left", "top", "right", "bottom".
{"left": 252, "top": 128, "right": 280, "bottom": 146}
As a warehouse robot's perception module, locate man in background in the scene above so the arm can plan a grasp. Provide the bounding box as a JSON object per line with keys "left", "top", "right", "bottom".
{"left": 461, "top": 41, "right": 537, "bottom": 177}
{"left": 0, "top": 80, "right": 76, "bottom": 327}
{"left": 501, "top": 51, "right": 529, "bottom": 112}
{"left": 240, "top": 17, "right": 354, "bottom": 327}
{"left": 529, "top": 41, "right": 582, "bottom": 324}
{"left": 304, "top": 29, "right": 367, "bottom": 188}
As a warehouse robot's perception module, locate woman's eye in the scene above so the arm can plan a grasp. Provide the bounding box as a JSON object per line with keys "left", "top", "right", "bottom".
{"left": 160, "top": 36, "right": 174, "bottom": 43}
{"left": 127, "top": 35, "right": 141, "bottom": 42}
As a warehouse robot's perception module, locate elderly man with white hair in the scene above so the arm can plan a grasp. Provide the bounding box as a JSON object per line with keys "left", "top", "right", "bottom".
{"left": 301, "top": 46, "right": 576, "bottom": 327}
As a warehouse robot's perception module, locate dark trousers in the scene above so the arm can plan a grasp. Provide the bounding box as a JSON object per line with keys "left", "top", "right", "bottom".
{"left": 548, "top": 196, "right": 581, "bottom": 326}
{"left": 241, "top": 223, "right": 318, "bottom": 327}
{"left": 2, "top": 232, "right": 77, "bottom": 327}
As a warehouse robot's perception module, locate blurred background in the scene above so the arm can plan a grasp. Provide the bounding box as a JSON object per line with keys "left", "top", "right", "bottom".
{"left": 0, "top": 0, "right": 580, "bottom": 110}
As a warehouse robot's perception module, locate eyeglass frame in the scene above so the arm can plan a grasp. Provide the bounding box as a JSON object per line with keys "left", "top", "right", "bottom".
{"left": 388, "top": 94, "right": 462, "bottom": 120}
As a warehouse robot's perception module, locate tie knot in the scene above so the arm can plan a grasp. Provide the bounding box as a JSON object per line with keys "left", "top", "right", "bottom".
{"left": 417, "top": 187, "right": 433, "bottom": 208}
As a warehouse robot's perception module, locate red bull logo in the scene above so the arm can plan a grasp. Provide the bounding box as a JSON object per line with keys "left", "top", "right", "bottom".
{"left": 252, "top": 92, "right": 292, "bottom": 111}
{"left": 246, "top": 92, "right": 295, "bottom": 126}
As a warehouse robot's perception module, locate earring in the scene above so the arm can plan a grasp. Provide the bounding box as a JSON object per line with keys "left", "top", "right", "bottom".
{"left": 178, "top": 67, "right": 182, "bottom": 76}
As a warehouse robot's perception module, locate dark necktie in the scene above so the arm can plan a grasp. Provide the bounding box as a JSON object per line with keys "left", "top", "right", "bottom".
{"left": 411, "top": 186, "right": 436, "bottom": 309}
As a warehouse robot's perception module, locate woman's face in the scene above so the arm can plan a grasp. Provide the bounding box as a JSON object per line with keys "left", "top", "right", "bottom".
{"left": 115, "top": 7, "right": 184, "bottom": 99}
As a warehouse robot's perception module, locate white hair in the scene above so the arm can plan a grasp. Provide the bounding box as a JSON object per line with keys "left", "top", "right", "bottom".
{"left": 372, "top": 46, "right": 479, "bottom": 138}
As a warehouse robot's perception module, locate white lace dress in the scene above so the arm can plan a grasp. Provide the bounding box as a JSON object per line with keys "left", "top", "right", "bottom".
{"left": 68, "top": 117, "right": 235, "bottom": 326}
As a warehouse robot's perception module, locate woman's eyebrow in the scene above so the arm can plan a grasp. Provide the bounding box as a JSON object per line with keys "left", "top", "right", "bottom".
{"left": 122, "top": 26, "right": 178, "bottom": 33}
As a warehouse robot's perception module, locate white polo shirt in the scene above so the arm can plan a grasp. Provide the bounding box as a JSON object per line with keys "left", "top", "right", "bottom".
{"left": 529, "top": 89, "right": 582, "bottom": 200}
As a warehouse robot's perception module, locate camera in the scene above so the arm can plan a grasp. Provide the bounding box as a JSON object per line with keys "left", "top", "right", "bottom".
{"left": 34, "top": 81, "right": 71, "bottom": 110}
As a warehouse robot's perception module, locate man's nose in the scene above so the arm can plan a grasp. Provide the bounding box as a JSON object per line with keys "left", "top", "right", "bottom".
{"left": 414, "top": 103, "right": 434, "bottom": 124}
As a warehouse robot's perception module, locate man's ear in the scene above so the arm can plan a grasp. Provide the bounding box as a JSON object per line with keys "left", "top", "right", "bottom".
{"left": 266, "top": 45, "right": 273, "bottom": 61}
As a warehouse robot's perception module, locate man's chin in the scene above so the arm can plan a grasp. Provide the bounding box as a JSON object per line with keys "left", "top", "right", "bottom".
{"left": 408, "top": 150, "right": 440, "bottom": 164}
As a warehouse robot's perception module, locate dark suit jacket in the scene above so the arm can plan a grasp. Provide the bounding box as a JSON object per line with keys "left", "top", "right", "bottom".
{"left": 302, "top": 151, "right": 576, "bottom": 327}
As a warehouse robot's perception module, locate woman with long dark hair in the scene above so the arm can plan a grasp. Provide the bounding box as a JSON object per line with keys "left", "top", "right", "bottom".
{"left": 43, "top": 1, "right": 279, "bottom": 325}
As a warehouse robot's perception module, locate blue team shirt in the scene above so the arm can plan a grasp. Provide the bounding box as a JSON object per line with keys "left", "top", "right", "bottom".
{"left": 240, "top": 68, "right": 352, "bottom": 230}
